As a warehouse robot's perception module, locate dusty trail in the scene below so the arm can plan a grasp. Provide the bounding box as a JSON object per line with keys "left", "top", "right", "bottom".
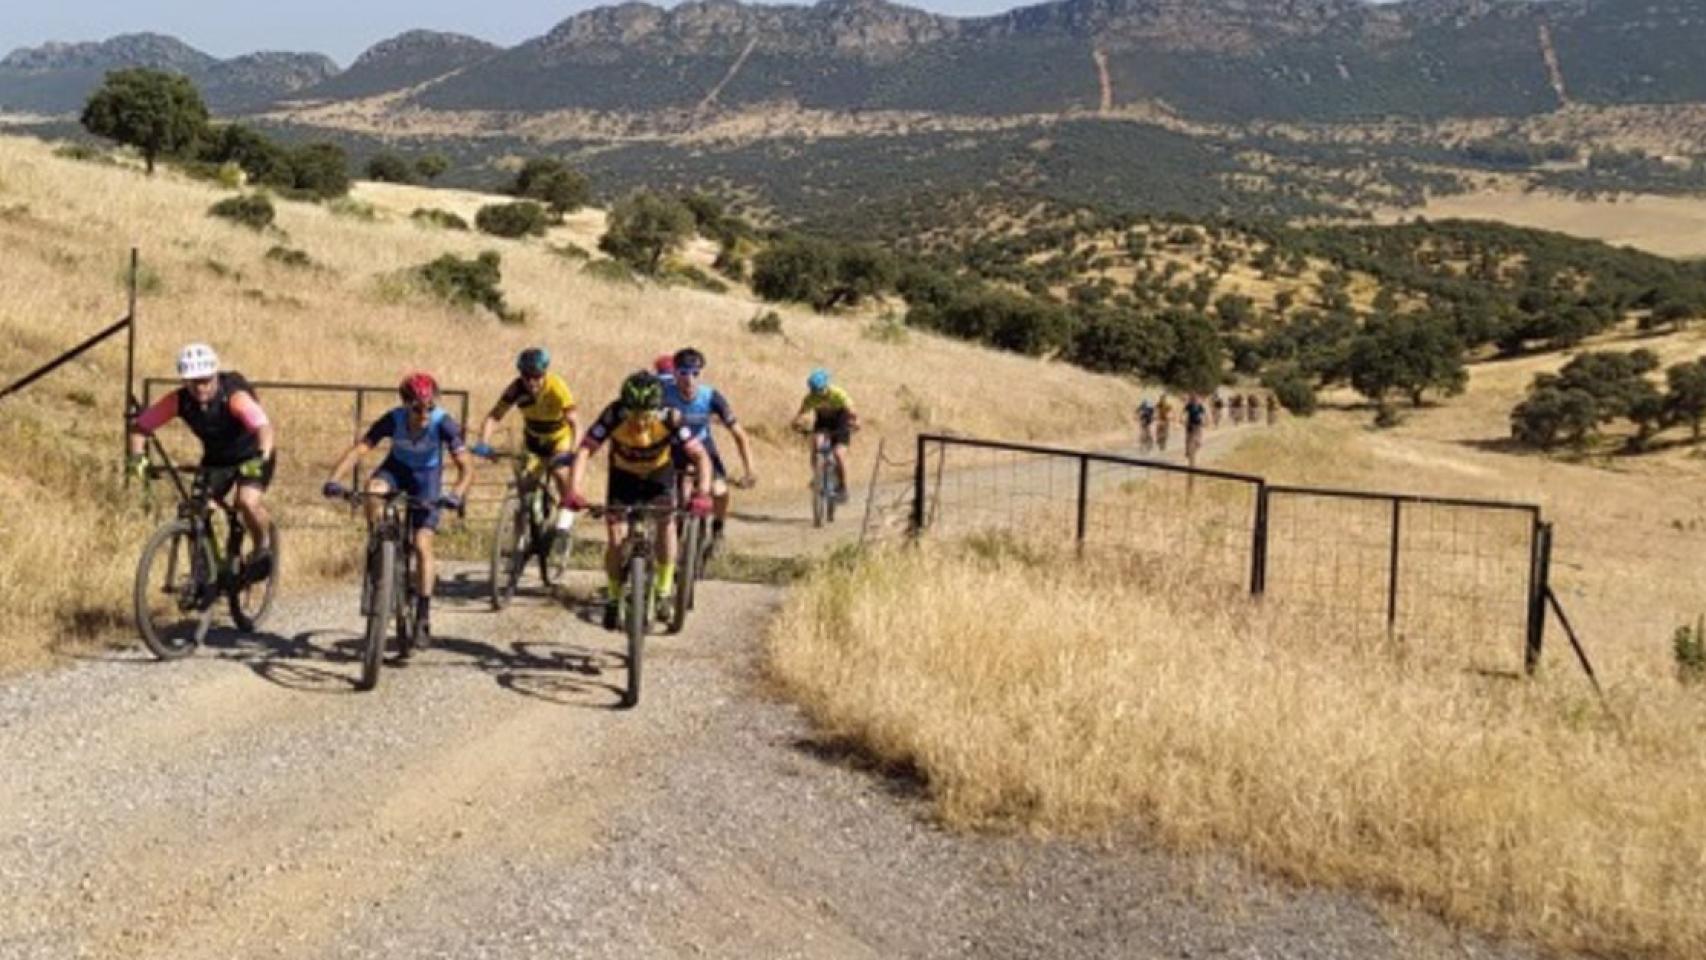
{"left": 0, "top": 421, "right": 1553, "bottom": 959}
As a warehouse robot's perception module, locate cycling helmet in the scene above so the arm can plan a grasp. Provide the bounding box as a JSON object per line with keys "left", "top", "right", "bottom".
{"left": 807, "top": 368, "right": 830, "bottom": 393}
{"left": 176, "top": 343, "right": 219, "bottom": 380}
{"left": 620, "top": 370, "right": 664, "bottom": 411}
{"left": 399, "top": 372, "right": 439, "bottom": 405}
{"left": 673, "top": 347, "right": 705, "bottom": 373}
{"left": 653, "top": 353, "right": 675, "bottom": 375}
{"left": 517, "top": 347, "right": 550, "bottom": 376}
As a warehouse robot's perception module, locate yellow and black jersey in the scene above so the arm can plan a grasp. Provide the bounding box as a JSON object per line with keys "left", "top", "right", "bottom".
{"left": 581, "top": 403, "right": 700, "bottom": 477}
{"left": 497, "top": 372, "right": 576, "bottom": 446}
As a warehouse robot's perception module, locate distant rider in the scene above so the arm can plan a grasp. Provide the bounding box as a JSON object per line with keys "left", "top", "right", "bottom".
{"left": 793, "top": 368, "right": 856, "bottom": 504}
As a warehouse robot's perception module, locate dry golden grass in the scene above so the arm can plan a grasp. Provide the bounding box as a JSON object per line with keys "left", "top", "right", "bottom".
{"left": 0, "top": 133, "right": 1138, "bottom": 669}
{"left": 770, "top": 533, "right": 1706, "bottom": 959}
{"left": 1386, "top": 188, "right": 1706, "bottom": 259}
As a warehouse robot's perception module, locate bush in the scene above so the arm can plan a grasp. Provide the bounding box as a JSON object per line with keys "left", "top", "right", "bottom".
{"left": 1261, "top": 363, "right": 1318, "bottom": 416}
{"left": 747, "top": 310, "right": 784, "bottom": 336}
{"left": 417, "top": 251, "right": 510, "bottom": 319}
{"left": 752, "top": 235, "right": 898, "bottom": 312}
{"left": 581, "top": 257, "right": 639, "bottom": 286}
{"left": 1675, "top": 616, "right": 1706, "bottom": 684}
{"left": 327, "top": 198, "right": 378, "bottom": 221}
{"left": 264, "top": 245, "right": 313, "bottom": 269}
{"left": 475, "top": 201, "right": 550, "bottom": 238}
{"left": 667, "top": 263, "right": 729, "bottom": 294}
{"left": 513, "top": 158, "right": 590, "bottom": 215}
{"left": 364, "top": 152, "right": 415, "bottom": 184}
{"left": 415, "top": 153, "right": 449, "bottom": 182}
{"left": 285, "top": 142, "right": 350, "bottom": 200}
{"left": 410, "top": 207, "right": 468, "bottom": 231}
{"left": 208, "top": 193, "right": 275, "bottom": 231}
{"left": 53, "top": 143, "right": 112, "bottom": 164}
{"left": 552, "top": 242, "right": 591, "bottom": 261}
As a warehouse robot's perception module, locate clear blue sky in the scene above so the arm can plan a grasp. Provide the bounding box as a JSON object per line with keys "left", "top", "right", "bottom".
{"left": 1, "top": 0, "right": 1043, "bottom": 66}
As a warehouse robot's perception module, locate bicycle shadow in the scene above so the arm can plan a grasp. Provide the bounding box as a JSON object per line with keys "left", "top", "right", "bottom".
{"left": 428, "top": 635, "right": 627, "bottom": 709}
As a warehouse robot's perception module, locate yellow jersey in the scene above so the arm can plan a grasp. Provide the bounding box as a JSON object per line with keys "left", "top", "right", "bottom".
{"left": 583, "top": 403, "right": 698, "bottom": 477}
{"left": 498, "top": 373, "right": 576, "bottom": 446}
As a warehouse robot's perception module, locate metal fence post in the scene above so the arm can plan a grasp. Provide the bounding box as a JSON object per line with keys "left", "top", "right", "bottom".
{"left": 910, "top": 433, "right": 928, "bottom": 537}
{"left": 122, "top": 247, "right": 139, "bottom": 484}
{"left": 1251, "top": 481, "right": 1269, "bottom": 597}
{"left": 1387, "top": 499, "right": 1402, "bottom": 636}
{"left": 1526, "top": 521, "right": 1554, "bottom": 674}
{"left": 1075, "top": 454, "right": 1090, "bottom": 553}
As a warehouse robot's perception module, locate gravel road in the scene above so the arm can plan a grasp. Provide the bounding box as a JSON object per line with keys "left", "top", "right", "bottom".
{"left": 0, "top": 422, "right": 1562, "bottom": 959}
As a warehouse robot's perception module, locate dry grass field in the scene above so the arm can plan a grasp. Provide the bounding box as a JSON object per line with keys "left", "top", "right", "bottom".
{"left": 1386, "top": 188, "right": 1706, "bottom": 260}
{"left": 770, "top": 333, "right": 1706, "bottom": 958}
{"left": 0, "top": 133, "right": 1138, "bottom": 670}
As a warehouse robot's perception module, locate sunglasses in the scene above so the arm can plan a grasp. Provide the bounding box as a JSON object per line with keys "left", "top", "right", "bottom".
{"left": 185, "top": 376, "right": 216, "bottom": 388}
{"left": 676, "top": 366, "right": 703, "bottom": 378}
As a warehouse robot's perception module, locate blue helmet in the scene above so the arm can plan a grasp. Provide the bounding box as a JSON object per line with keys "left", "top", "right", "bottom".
{"left": 807, "top": 368, "right": 830, "bottom": 392}
{"left": 517, "top": 348, "right": 550, "bottom": 375}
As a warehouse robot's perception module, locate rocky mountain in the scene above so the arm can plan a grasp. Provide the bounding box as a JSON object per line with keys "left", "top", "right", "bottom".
{"left": 0, "top": 33, "right": 334, "bottom": 114}
{"left": 292, "top": 30, "right": 499, "bottom": 102}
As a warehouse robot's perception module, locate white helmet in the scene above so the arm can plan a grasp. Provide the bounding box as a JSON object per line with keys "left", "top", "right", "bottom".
{"left": 176, "top": 343, "right": 219, "bottom": 379}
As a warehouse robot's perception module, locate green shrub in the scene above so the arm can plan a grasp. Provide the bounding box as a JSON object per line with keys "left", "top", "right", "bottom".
{"left": 264, "top": 245, "right": 313, "bottom": 269}
{"left": 552, "top": 242, "right": 591, "bottom": 261}
{"left": 53, "top": 143, "right": 111, "bottom": 164}
{"left": 1675, "top": 616, "right": 1706, "bottom": 684}
{"left": 599, "top": 191, "right": 694, "bottom": 274}
{"left": 863, "top": 312, "right": 909, "bottom": 344}
{"left": 327, "top": 198, "right": 378, "bottom": 221}
{"left": 667, "top": 263, "right": 729, "bottom": 294}
{"left": 208, "top": 193, "right": 275, "bottom": 231}
{"left": 476, "top": 201, "right": 550, "bottom": 239}
{"left": 417, "top": 251, "right": 510, "bottom": 319}
{"left": 582, "top": 257, "right": 639, "bottom": 286}
{"left": 747, "top": 310, "right": 784, "bottom": 335}
{"left": 1261, "top": 363, "right": 1318, "bottom": 416}
{"left": 410, "top": 208, "right": 469, "bottom": 231}
{"left": 365, "top": 152, "right": 415, "bottom": 184}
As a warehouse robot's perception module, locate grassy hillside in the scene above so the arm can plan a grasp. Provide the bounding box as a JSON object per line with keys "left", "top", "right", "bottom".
{"left": 0, "top": 133, "right": 1138, "bottom": 669}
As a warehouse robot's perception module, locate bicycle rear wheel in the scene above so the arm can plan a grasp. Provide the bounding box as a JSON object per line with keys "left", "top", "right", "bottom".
{"left": 134, "top": 519, "right": 207, "bottom": 660}
{"left": 395, "top": 546, "right": 420, "bottom": 656}
{"left": 623, "top": 555, "right": 647, "bottom": 709}
{"left": 811, "top": 457, "right": 827, "bottom": 529}
{"left": 229, "top": 521, "right": 280, "bottom": 632}
{"left": 490, "top": 491, "right": 527, "bottom": 610}
{"left": 358, "top": 540, "right": 394, "bottom": 691}
{"left": 671, "top": 519, "right": 700, "bottom": 633}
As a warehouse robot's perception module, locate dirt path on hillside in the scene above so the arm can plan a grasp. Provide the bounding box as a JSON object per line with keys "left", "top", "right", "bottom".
{"left": 0, "top": 422, "right": 1560, "bottom": 960}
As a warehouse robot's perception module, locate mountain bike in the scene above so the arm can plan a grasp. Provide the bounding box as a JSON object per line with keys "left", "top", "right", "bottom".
{"left": 584, "top": 502, "right": 691, "bottom": 709}
{"left": 1138, "top": 419, "right": 1155, "bottom": 454}
{"left": 487, "top": 452, "right": 570, "bottom": 610}
{"left": 133, "top": 464, "right": 280, "bottom": 660}
{"left": 808, "top": 432, "right": 844, "bottom": 528}
{"left": 334, "top": 490, "right": 449, "bottom": 692}
{"left": 1155, "top": 417, "right": 1171, "bottom": 452}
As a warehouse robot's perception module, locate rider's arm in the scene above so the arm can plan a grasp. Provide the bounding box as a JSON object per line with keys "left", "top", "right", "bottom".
{"left": 229, "top": 390, "right": 273, "bottom": 461}
{"left": 328, "top": 416, "right": 388, "bottom": 484}
{"left": 567, "top": 406, "right": 613, "bottom": 502}
{"left": 443, "top": 418, "right": 474, "bottom": 500}
{"left": 477, "top": 402, "right": 510, "bottom": 447}
{"left": 684, "top": 436, "right": 714, "bottom": 499}
{"left": 128, "top": 393, "right": 180, "bottom": 455}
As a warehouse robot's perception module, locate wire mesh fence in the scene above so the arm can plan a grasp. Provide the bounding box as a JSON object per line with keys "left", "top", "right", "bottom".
{"left": 912, "top": 434, "right": 1550, "bottom": 670}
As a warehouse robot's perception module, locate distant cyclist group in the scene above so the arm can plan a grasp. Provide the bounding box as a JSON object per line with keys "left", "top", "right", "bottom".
{"left": 1136, "top": 390, "right": 1277, "bottom": 464}
{"left": 128, "top": 342, "right": 858, "bottom": 647}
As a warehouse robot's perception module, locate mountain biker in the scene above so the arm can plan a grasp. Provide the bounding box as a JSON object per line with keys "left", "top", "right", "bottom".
{"left": 792, "top": 368, "right": 856, "bottom": 504}
{"left": 1266, "top": 393, "right": 1280, "bottom": 425}
{"left": 127, "top": 343, "right": 276, "bottom": 579}
{"left": 654, "top": 353, "right": 675, "bottom": 388}
{"left": 1229, "top": 393, "right": 1245, "bottom": 424}
{"left": 664, "top": 347, "right": 757, "bottom": 557}
{"left": 1245, "top": 392, "right": 1261, "bottom": 422}
{"left": 1136, "top": 398, "right": 1157, "bottom": 451}
{"left": 471, "top": 347, "right": 580, "bottom": 544}
{"left": 1155, "top": 394, "right": 1173, "bottom": 451}
{"left": 1184, "top": 393, "right": 1207, "bottom": 463}
{"left": 1211, "top": 392, "right": 1225, "bottom": 428}
{"left": 565, "top": 371, "right": 713, "bottom": 629}
{"left": 322, "top": 373, "right": 473, "bottom": 646}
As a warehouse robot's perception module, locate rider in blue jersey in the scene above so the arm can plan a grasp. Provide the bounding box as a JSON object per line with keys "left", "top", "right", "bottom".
{"left": 664, "top": 347, "right": 756, "bottom": 553}
{"left": 323, "top": 373, "right": 474, "bottom": 643}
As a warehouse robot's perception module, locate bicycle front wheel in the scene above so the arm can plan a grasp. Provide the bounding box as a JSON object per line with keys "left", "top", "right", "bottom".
{"left": 623, "top": 555, "right": 647, "bottom": 709}
{"left": 811, "top": 458, "right": 826, "bottom": 529}
{"left": 490, "top": 491, "right": 527, "bottom": 610}
{"left": 134, "top": 519, "right": 206, "bottom": 660}
{"left": 358, "top": 540, "right": 394, "bottom": 691}
{"left": 671, "top": 519, "right": 699, "bottom": 633}
{"left": 229, "top": 521, "right": 280, "bottom": 632}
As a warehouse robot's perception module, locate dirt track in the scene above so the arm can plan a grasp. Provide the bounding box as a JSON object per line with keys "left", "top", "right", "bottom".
{"left": 0, "top": 423, "right": 1556, "bottom": 959}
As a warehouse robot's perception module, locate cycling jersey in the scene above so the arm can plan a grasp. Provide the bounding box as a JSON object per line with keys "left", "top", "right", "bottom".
{"left": 1185, "top": 400, "right": 1206, "bottom": 428}
{"left": 798, "top": 386, "right": 853, "bottom": 416}
{"left": 362, "top": 407, "right": 466, "bottom": 475}
{"left": 134, "top": 371, "right": 269, "bottom": 467}
{"left": 497, "top": 372, "right": 576, "bottom": 446}
{"left": 582, "top": 404, "right": 700, "bottom": 478}
{"left": 665, "top": 380, "right": 736, "bottom": 444}
{"left": 1137, "top": 403, "right": 1155, "bottom": 424}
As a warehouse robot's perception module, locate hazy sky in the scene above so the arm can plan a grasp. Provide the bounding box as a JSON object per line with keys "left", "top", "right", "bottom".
{"left": 1, "top": 0, "right": 1043, "bottom": 66}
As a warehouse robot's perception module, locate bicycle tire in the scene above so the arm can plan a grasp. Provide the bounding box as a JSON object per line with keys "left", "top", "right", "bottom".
{"left": 395, "top": 544, "right": 419, "bottom": 657}
{"left": 623, "top": 555, "right": 647, "bottom": 709}
{"left": 490, "top": 491, "right": 526, "bottom": 610}
{"left": 358, "top": 539, "right": 394, "bottom": 691}
{"left": 811, "top": 456, "right": 826, "bottom": 529}
{"left": 539, "top": 489, "right": 567, "bottom": 587}
{"left": 826, "top": 472, "right": 838, "bottom": 524}
{"left": 671, "top": 519, "right": 699, "bottom": 634}
{"left": 229, "top": 521, "right": 280, "bottom": 632}
{"left": 134, "top": 519, "right": 204, "bottom": 660}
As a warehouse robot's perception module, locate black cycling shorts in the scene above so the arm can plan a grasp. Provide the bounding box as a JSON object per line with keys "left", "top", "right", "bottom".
{"left": 609, "top": 468, "right": 675, "bottom": 510}
{"left": 201, "top": 454, "right": 275, "bottom": 500}
{"left": 813, "top": 410, "right": 852, "bottom": 447}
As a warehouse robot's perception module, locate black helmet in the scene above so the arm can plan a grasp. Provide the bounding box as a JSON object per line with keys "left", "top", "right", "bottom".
{"left": 672, "top": 347, "right": 705, "bottom": 373}
{"left": 619, "top": 370, "right": 664, "bottom": 411}
{"left": 517, "top": 348, "right": 550, "bottom": 376}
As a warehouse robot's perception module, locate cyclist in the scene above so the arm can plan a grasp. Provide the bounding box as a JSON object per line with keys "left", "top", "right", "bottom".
{"left": 1136, "top": 398, "right": 1156, "bottom": 452}
{"left": 565, "top": 371, "right": 713, "bottom": 628}
{"left": 1155, "top": 394, "right": 1173, "bottom": 452}
{"left": 654, "top": 353, "right": 675, "bottom": 388}
{"left": 322, "top": 373, "right": 473, "bottom": 645}
{"left": 1211, "top": 392, "right": 1225, "bottom": 428}
{"left": 664, "top": 347, "right": 757, "bottom": 557}
{"left": 127, "top": 343, "right": 277, "bottom": 579}
{"left": 1266, "top": 393, "right": 1280, "bottom": 425}
{"left": 1229, "top": 393, "right": 1245, "bottom": 424}
{"left": 1183, "top": 393, "right": 1207, "bottom": 464}
{"left": 792, "top": 368, "right": 856, "bottom": 505}
{"left": 1246, "top": 393, "right": 1261, "bottom": 423}
{"left": 471, "top": 348, "right": 580, "bottom": 544}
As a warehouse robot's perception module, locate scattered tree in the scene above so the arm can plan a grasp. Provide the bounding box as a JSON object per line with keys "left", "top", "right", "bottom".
{"left": 80, "top": 68, "right": 207, "bottom": 174}
{"left": 598, "top": 191, "right": 694, "bottom": 275}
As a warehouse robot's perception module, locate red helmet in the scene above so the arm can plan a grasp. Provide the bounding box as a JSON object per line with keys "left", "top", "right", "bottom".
{"left": 653, "top": 353, "right": 675, "bottom": 375}
{"left": 399, "top": 372, "right": 439, "bottom": 405}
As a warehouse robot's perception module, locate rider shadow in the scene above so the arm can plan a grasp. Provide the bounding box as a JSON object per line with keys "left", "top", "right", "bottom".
{"left": 728, "top": 510, "right": 811, "bottom": 528}
{"left": 430, "top": 634, "right": 627, "bottom": 710}
{"left": 213, "top": 627, "right": 375, "bottom": 694}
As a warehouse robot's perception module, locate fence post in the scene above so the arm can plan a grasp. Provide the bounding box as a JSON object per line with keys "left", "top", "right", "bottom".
{"left": 353, "top": 390, "right": 367, "bottom": 492}
{"left": 1387, "top": 499, "right": 1402, "bottom": 635}
{"left": 1525, "top": 521, "right": 1554, "bottom": 674}
{"left": 1251, "top": 482, "right": 1269, "bottom": 597}
{"left": 122, "top": 247, "right": 139, "bottom": 485}
{"left": 910, "top": 433, "right": 927, "bottom": 537}
{"left": 1075, "top": 454, "right": 1090, "bottom": 552}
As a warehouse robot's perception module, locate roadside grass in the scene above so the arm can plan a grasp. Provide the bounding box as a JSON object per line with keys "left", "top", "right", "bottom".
{"left": 0, "top": 133, "right": 1136, "bottom": 667}
{"left": 767, "top": 535, "right": 1706, "bottom": 959}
